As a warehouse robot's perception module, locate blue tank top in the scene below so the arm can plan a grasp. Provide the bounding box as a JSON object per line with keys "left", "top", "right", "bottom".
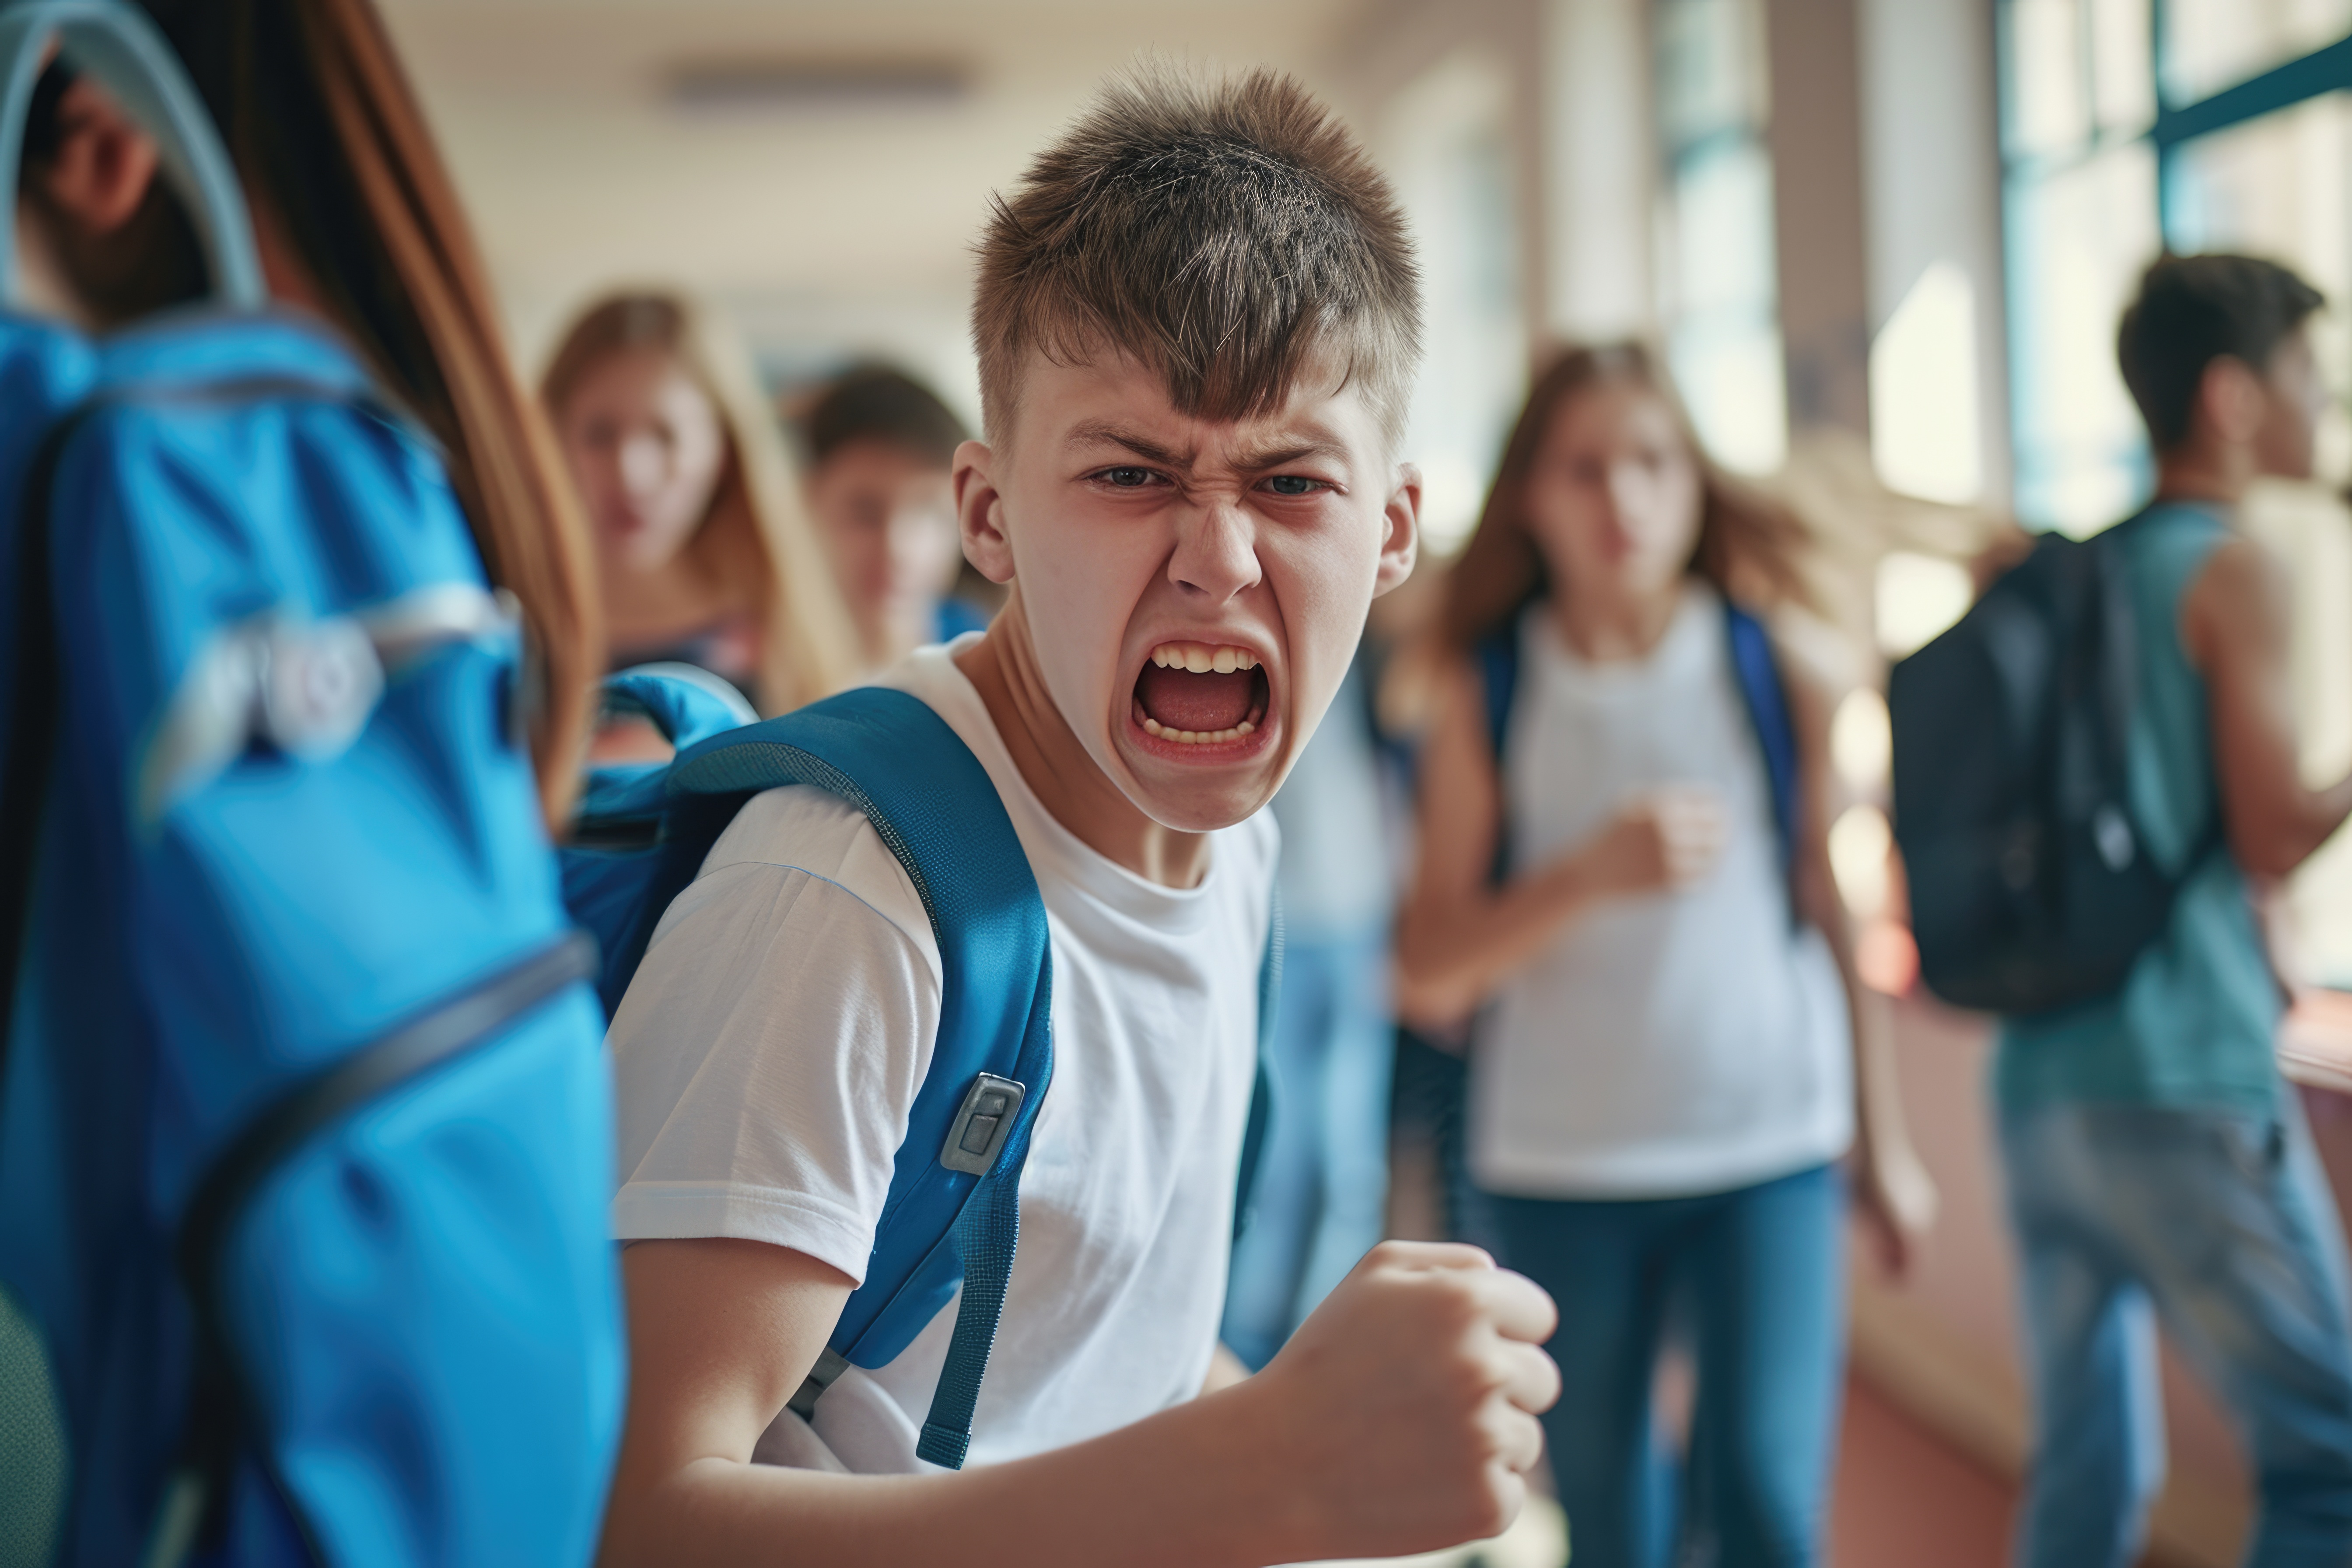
{"left": 1997, "top": 503, "right": 2282, "bottom": 1115}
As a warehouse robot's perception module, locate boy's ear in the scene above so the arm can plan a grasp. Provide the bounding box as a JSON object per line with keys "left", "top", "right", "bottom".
{"left": 34, "top": 78, "right": 161, "bottom": 238}
{"left": 1373, "top": 461, "right": 1422, "bottom": 598}
{"left": 953, "top": 438, "right": 1016, "bottom": 585}
{"left": 2194, "top": 354, "right": 2269, "bottom": 452}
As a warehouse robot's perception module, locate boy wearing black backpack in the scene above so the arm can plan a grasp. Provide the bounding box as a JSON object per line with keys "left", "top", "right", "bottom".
{"left": 594, "top": 68, "right": 1561, "bottom": 1568}
{"left": 1994, "top": 255, "right": 2352, "bottom": 1567}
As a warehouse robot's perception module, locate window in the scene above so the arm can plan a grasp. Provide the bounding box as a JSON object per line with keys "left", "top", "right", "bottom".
{"left": 1652, "top": 0, "right": 1786, "bottom": 475}
{"left": 2000, "top": 0, "right": 2352, "bottom": 531}
{"left": 1381, "top": 52, "right": 1528, "bottom": 556}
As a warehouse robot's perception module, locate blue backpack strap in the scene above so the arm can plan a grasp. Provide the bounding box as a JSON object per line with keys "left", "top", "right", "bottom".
{"left": 1722, "top": 599, "right": 1802, "bottom": 917}
{"left": 1473, "top": 622, "right": 1521, "bottom": 887}
{"left": 1475, "top": 623, "right": 1519, "bottom": 762}
{"left": 623, "top": 687, "right": 1054, "bottom": 1470}
{"left": 1230, "top": 889, "right": 1284, "bottom": 1240}
{"left": 568, "top": 665, "right": 760, "bottom": 854}
{"left": 603, "top": 661, "right": 756, "bottom": 743}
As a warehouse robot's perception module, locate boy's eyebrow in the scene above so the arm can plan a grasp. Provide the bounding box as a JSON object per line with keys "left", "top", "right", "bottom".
{"left": 1067, "top": 421, "right": 1192, "bottom": 468}
{"left": 1226, "top": 429, "right": 1351, "bottom": 469}
{"left": 1064, "top": 420, "right": 1351, "bottom": 472}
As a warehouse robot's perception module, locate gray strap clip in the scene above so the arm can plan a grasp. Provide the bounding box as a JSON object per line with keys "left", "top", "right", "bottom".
{"left": 939, "top": 1072, "right": 1026, "bottom": 1176}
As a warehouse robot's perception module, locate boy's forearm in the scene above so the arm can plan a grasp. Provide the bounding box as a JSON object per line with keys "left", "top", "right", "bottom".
{"left": 1808, "top": 871, "right": 1921, "bottom": 1172}
{"left": 603, "top": 1388, "right": 1308, "bottom": 1568}
{"left": 1846, "top": 981, "right": 1915, "bottom": 1165}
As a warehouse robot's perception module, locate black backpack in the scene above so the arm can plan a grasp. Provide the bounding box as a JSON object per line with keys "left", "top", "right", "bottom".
{"left": 1888, "top": 512, "right": 2212, "bottom": 1015}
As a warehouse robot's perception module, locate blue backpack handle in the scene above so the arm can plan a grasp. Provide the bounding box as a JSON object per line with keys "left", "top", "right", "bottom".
{"left": 601, "top": 661, "right": 757, "bottom": 749}
{"left": 0, "top": 0, "right": 267, "bottom": 308}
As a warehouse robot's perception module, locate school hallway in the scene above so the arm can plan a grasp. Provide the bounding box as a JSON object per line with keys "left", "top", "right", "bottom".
{"left": 17, "top": 0, "right": 2352, "bottom": 1563}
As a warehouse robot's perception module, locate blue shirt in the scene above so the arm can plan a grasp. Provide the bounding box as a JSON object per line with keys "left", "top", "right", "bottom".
{"left": 1997, "top": 502, "right": 2283, "bottom": 1115}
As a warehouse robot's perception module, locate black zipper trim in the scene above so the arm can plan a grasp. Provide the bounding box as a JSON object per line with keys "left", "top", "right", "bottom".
{"left": 174, "top": 931, "right": 597, "bottom": 1283}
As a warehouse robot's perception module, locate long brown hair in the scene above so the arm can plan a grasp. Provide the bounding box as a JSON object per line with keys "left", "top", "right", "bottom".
{"left": 540, "top": 290, "right": 855, "bottom": 716}
{"left": 1442, "top": 342, "right": 1811, "bottom": 650}
{"left": 127, "top": 0, "right": 602, "bottom": 828}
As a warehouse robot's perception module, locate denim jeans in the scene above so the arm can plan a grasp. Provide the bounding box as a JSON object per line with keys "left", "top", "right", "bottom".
{"left": 1487, "top": 1164, "right": 1846, "bottom": 1568}
{"left": 1222, "top": 928, "right": 1395, "bottom": 1370}
{"left": 2001, "top": 1099, "right": 2352, "bottom": 1568}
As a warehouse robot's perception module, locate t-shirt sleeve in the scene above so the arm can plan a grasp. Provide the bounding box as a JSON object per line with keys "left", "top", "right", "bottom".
{"left": 607, "top": 785, "right": 943, "bottom": 1285}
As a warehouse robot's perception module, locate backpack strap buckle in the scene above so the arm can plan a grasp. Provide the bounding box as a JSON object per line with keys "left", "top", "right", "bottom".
{"left": 939, "top": 1073, "right": 1026, "bottom": 1176}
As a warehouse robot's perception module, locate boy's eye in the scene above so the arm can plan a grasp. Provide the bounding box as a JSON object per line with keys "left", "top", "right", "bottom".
{"left": 1100, "top": 466, "right": 1158, "bottom": 487}
{"left": 1263, "top": 474, "right": 1326, "bottom": 497}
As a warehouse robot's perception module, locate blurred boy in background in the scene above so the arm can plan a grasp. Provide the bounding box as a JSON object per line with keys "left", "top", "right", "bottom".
{"left": 1998, "top": 254, "right": 2352, "bottom": 1568}
{"left": 801, "top": 364, "right": 994, "bottom": 670}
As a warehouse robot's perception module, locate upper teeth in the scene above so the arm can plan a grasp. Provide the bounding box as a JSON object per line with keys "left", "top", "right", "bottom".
{"left": 1150, "top": 643, "right": 1259, "bottom": 673}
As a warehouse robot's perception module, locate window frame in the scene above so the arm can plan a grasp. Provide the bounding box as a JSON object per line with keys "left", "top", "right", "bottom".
{"left": 1996, "top": 0, "right": 2352, "bottom": 527}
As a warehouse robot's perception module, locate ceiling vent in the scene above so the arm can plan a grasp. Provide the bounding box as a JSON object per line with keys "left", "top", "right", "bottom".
{"left": 663, "top": 56, "right": 973, "bottom": 115}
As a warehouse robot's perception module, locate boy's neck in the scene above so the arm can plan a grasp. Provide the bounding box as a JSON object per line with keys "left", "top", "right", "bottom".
{"left": 2152, "top": 435, "right": 2253, "bottom": 513}
{"left": 955, "top": 592, "right": 1214, "bottom": 890}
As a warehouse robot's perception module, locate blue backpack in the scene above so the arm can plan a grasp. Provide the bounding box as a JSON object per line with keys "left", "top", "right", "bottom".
{"left": 1475, "top": 595, "right": 1802, "bottom": 898}
{"left": 0, "top": 5, "right": 622, "bottom": 1564}
{"left": 564, "top": 667, "right": 1280, "bottom": 1470}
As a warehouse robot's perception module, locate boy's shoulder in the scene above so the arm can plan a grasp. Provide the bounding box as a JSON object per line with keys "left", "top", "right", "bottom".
{"left": 697, "top": 782, "right": 942, "bottom": 987}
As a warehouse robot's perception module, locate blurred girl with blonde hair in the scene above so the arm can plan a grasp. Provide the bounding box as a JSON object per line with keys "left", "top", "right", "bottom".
{"left": 542, "top": 290, "right": 854, "bottom": 714}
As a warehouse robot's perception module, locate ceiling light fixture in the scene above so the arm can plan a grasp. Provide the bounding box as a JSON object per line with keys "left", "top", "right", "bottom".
{"left": 663, "top": 57, "right": 972, "bottom": 115}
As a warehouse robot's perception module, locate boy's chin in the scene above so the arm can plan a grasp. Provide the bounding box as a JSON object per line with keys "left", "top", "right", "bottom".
{"left": 1108, "top": 714, "right": 1285, "bottom": 831}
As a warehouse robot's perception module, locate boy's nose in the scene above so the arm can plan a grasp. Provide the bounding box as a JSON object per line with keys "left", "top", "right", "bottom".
{"left": 1166, "top": 497, "right": 1264, "bottom": 603}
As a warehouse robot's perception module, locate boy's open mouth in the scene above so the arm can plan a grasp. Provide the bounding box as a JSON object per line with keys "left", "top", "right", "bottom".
{"left": 1130, "top": 641, "right": 1270, "bottom": 746}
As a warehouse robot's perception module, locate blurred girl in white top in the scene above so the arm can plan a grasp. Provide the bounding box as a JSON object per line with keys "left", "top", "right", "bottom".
{"left": 1397, "top": 343, "right": 1936, "bottom": 1568}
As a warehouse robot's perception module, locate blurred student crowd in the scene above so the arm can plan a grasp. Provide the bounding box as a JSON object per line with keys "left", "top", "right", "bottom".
{"left": 9, "top": 3, "right": 2352, "bottom": 1568}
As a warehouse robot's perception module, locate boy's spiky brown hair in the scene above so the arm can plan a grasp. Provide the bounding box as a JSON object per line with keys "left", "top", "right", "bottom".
{"left": 973, "top": 64, "right": 1422, "bottom": 447}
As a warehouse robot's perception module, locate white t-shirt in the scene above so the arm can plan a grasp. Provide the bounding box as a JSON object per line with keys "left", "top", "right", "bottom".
{"left": 1471, "top": 584, "right": 1854, "bottom": 1199}
{"left": 609, "top": 638, "right": 1278, "bottom": 1472}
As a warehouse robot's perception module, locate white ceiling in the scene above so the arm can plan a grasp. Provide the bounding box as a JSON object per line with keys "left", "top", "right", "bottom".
{"left": 379, "top": 0, "right": 1376, "bottom": 383}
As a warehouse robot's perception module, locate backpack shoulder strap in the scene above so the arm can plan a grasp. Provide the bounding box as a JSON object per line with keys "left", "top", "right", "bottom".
{"left": 1474, "top": 622, "right": 1519, "bottom": 762}
{"left": 647, "top": 686, "right": 1054, "bottom": 1470}
{"left": 1471, "top": 622, "right": 1521, "bottom": 888}
{"left": 1722, "top": 599, "right": 1802, "bottom": 917}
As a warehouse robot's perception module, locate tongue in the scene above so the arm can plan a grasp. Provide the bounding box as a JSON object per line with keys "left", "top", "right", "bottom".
{"left": 1138, "top": 664, "right": 1256, "bottom": 733}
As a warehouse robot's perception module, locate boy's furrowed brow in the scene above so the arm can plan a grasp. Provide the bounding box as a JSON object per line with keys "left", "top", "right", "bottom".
{"left": 1225, "top": 433, "right": 1351, "bottom": 471}
{"left": 1066, "top": 421, "right": 1194, "bottom": 469}
{"left": 1064, "top": 420, "right": 1352, "bottom": 473}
